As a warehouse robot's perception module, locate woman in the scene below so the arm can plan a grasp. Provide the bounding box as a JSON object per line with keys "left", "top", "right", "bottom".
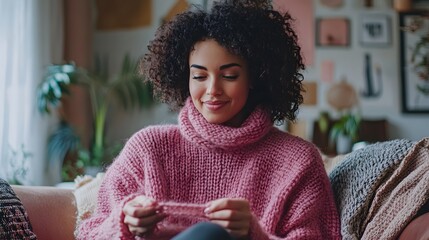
{"left": 77, "top": 0, "right": 341, "bottom": 239}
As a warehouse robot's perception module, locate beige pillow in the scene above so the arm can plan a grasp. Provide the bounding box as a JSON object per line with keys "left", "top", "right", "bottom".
{"left": 73, "top": 173, "right": 105, "bottom": 226}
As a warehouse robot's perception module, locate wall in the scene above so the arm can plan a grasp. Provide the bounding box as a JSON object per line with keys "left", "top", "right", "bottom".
{"left": 92, "top": 0, "right": 429, "bottom": 144}
{"left": 299, "top": 0, "right": 429, "bottom": 141}
{"left": 92, "top": 0, "right": 179, "bottom": 145}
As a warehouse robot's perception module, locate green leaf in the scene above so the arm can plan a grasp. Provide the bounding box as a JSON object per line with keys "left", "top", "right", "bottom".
{"left": 329, "top": 113, "right": 361, "bottom": 144}
{"left": 47, "top": 123, "right": 80, "bottom": 169}
{"left": 37, "top": 62, "right": 77, "bottom": 114}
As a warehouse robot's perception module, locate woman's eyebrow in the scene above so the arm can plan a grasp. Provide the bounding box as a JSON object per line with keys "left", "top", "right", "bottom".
{"left": 190, "top": 63, "right": 242, "bottom": 70}
{"left": 190, "top": 64, "right": 207, "bottom": 70}
{"left": 220, "top": 63, "right": 241, "bottom": 70}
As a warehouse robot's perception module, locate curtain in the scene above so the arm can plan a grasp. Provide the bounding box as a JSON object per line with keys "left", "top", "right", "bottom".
{"left": 0, "top": 0, "right": 63, "bottom": 185}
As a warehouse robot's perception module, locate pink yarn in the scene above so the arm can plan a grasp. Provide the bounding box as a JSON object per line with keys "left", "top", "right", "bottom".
{"left": 160, "top": 202, "right": 207, "bottom": 218}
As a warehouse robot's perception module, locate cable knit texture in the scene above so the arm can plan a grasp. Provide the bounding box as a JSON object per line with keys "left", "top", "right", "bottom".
{"left": 329, "top": 139, "right": 415, "bottom": 239}
{"left": 77, "top": 99, "right": 341, "bottom": 239}
{"left": 362, "top": 137, "right": 429, "bottom": 239}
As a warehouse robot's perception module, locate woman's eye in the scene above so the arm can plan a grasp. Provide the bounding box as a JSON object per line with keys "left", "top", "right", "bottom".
{"left": 192, "top": 75, "right": 206, "bottom": 80}
{"left": 223, "top": 75, "right": 238, "bottom": 80}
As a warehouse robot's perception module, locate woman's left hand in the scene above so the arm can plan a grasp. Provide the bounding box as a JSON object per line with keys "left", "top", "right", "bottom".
{"left": 205, "top": 198, "right": 251, "bottom": 239}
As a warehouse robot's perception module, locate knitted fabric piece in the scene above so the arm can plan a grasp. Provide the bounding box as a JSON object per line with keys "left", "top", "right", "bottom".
{"left": 160, "top": 202, "right": 206, "bottom": 219}
{"left": 0, "top": 178, "right": 37, "bottom": 239}
{"left": 329, "top": 139, "right": 414, "bottom": 239}
{"left": 362, "top": 137, "right": 429, "bottom": 239}
{"left": 77, "top": 99, "right": 341, "bottom": 239}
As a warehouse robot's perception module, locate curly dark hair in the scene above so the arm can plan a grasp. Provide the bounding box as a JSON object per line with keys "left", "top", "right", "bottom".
{"left": 142, "top": 0, "right": 305, "bottom": 123}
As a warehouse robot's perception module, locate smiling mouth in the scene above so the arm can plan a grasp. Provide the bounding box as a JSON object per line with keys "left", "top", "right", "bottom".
{"left": 203, "top": 100, "right": 228, "bottom": 111}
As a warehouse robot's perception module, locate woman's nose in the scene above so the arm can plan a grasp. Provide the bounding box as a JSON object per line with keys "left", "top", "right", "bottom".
{"left": 206, "top": 77, "right": 222, "bottom": 96}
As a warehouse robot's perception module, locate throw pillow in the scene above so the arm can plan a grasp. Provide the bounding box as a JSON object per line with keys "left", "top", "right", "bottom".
{"left": 0, "top": 178, "right": 37, "bottom": 239}
{"left": 73, "top": 173, "right": 105, "bottom": 226}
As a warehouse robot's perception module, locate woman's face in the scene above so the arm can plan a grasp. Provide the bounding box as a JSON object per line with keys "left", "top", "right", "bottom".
{"left": 189, "top": 39, "right": 250, "bottom": 127}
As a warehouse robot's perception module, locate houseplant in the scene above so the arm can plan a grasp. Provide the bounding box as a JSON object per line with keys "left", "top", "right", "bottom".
{"left": 6, "top": 144, "right": 32, "bottom": 185}
{"left": 329, "top": 113, "right": 361, "bottom": 154}
{"left": 37, "top": 54, "right": 154, "bottom": 180}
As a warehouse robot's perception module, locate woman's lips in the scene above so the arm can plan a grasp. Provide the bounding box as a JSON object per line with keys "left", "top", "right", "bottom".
{"left": 203, "top": 100, "right": 228, "bottom": 111}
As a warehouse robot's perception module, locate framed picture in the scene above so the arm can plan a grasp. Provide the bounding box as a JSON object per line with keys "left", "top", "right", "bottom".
{"left": 316, "top": 18, "right": 350, "bottom": 47}
{"left": 399, "top": 12, "right": 429, "bottom": 113}
{"left": 96, "top": 0, "right": 152, "bottom": 30}
{"left": 360, "top": 14, "right": 391, "bottom": 47}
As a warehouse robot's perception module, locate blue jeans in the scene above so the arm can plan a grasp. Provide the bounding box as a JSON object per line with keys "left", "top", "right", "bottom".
{"left": 172, "top": 222, "right": 234, "bottom": 240}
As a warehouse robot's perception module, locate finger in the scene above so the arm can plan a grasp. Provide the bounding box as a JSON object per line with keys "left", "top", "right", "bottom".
{"left": 123, "top": 204, "right": 160, "bottom": 218}
{"left": 206, "top": 209, "right": 250, "bottom": 221}
{"left": 133, "top": 196, "right": 157, "bottom": 206}
{"left": 128, "top": 225, "right": 155, "bottom": 237}
{"left": 206, "top": 198, "right": 250, "bottom": 213}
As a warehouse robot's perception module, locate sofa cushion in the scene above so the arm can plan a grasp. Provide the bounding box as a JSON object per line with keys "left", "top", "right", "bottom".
{"left": 12, "top": 185, "right": 76, "bottom": 240}
{"left": 399, "top": 212, "right": 429, "bottom": 240}
{"left": 0, "top": 178, "right": 37, "bottom": 239}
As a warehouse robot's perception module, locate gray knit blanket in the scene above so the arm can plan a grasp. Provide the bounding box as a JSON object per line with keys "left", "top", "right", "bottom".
{"left": 329, "top": 139, "right": 414, "bottom": 239}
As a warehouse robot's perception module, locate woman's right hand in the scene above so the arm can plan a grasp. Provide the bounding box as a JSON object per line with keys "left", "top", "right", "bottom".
{"left": 123, "top": 196, "right": 166, "bottom": 237}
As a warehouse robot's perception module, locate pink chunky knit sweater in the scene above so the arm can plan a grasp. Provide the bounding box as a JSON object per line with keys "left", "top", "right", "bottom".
{"left": 77, "top": 99, "right": 341, "bottom": 239}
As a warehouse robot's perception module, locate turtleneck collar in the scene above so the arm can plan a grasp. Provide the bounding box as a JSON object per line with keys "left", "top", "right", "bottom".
{"left": 179, "top": 98, "right": 273, "bottom": 150}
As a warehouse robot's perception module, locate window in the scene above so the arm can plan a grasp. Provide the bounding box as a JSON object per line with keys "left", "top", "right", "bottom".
{"left": 0, "top": 1, "right": 63, "bottom": 185}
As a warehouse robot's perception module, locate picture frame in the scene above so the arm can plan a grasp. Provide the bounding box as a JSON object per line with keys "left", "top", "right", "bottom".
{"left": 360, "top": 14, "right": 391, "bottom": 47}
{"left": 316, "top": 18, "right": 350, "bottom": 47}
{"left": 399, "top": 12, "right": 429, "bottom": 113}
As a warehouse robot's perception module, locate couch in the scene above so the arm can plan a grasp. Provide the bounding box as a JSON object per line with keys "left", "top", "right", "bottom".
{"left": 6, "top": 138, "right": 429, "bottom": 240}
{"left": 12, "top": 185, "right": 76, "bottom": 240}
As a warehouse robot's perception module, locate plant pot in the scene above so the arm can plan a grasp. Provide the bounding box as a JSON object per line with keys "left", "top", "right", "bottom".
{"left": 336, "top": 133, "right": 352, "bottom": 154}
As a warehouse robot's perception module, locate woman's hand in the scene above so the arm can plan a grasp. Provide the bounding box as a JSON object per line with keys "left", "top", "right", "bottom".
{"left": 205, "top": 198, "right": 252, "bottom": 239}
{"left": 123, "top": 196, "right": 166, "bottom": 237}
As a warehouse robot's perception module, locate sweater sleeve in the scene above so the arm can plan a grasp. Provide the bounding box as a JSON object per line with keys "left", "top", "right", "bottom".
{"left": 249, "top": 149, "right": 341, "bottom": 240}
{"left": 76, "top": 134, "right": 148, "bottom": 240}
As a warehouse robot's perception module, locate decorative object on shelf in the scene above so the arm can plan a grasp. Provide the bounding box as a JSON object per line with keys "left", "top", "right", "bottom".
{"left": 360, "top": 14, "right": 391, "bottom": 47}
{"left": 317, "top": 111, "right": 331, "bottom": 134}
{"left": 329, "top": 113, "right": 361, "bottom": 154}
{"left": 399, "top": 12, "right": 429, "bottom": 113}
{"left": 361, "top": 53, "right": 382, "bottom": 98}
{"left": 316, "top": 18, "right": 350, "bottom": 47}
{"left": 327, "top": 78, "right": 358, "bottom": 111}
{"left": 326, "top": 79, "right": 361, "bottom": 154}
{"left": 37, "top": 54, "right": 154, "bottom": 181}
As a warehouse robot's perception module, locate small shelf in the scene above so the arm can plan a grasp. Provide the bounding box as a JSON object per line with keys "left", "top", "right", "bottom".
{"left": 312, "top": 119, "right": 388, "bottom": 155}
